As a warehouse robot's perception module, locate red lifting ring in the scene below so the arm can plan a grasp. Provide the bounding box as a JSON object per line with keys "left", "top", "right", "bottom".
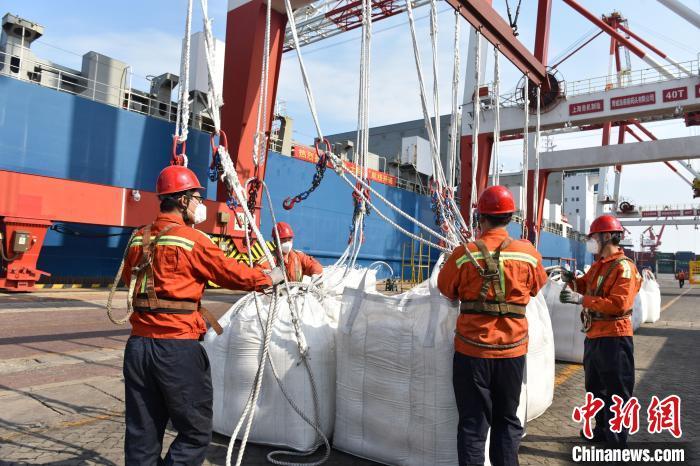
{"left": 315, "top": 138, "right": 332, "bottom": 164}
{"left": 210, "top": 130, "right": 229, "bottom": 154}
{"left": 171, "top": 136, "right": 187, "bottom": 166}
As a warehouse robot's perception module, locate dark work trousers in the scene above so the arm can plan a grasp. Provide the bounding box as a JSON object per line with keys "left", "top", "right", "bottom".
{"left": 453, "top": 352, "right": 525, "bottom": 466}
{"left": 583, "top": 336, "right": 635, "bottom": 447}
{"left": 679, "top": 279, "right": 685, "bottom": 288}
{"left": 123, "top": 336, "right": 213, "bottom": 466}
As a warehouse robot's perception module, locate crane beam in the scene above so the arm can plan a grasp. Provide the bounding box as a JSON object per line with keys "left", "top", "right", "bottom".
{"left": 534, "top": 135, "right": 700, "bottom": 171}
{"left": 620, "top": 218, "right": 700, "bottom": 227}
{"left": 443, "top": 0, "right": 547, "bottom": 85}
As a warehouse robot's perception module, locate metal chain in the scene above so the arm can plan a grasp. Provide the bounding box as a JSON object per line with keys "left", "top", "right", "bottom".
{"left": 504, "top": 0, "right": 523, "bottom": 36}
{"left": 283, "top": 141, "right": 332, "bottom": 210}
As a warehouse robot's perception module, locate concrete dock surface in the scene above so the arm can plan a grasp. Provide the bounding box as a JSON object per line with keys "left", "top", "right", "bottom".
{"left": 0, "top": 276, "right": 696, "bottom": 465}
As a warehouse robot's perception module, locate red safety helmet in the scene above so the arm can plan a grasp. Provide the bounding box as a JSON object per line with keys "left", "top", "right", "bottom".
{"left": 589, "top": 214, "right": 624, "bottom": 235}
{"left": 477, "top": 185, "right": 516, "bottom": 215}
{"left": 272, "top": 222, "right": 294, "bottom": 241}
{"left": 156, "top": 165, "right": 203, "bottom": 195}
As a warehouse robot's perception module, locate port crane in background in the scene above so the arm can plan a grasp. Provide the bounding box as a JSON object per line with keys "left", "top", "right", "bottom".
{"left": 466, "top": 4, "right": 700, "bottom": 245}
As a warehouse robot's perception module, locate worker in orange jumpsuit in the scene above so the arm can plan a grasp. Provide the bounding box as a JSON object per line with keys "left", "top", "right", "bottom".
{"left": 676, "top": 269, "right": 686, "bottom": 288}
{"left": 120, "top": 165, "right": 284, "bottom": 466}
{"left": 560, "top": 214, "right": 641, "bottom": 447}
{"left": 438, "top": 185, "right": 547, "bottom": 466}
{"left": 256, "top": 222, "right": 323, "bottom": 282}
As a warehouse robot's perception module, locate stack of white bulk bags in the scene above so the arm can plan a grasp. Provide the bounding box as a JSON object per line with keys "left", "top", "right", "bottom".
{"left": 334, "top": 263, "right": 554, "bottom": 465}
{"left": 544, "top": 273, "right": 585, "bottom": 363}
{"left": 641, "top": 269, "right": 661, "bottom": 323}
{"left": 202, "top": 288, "right": 336, "bottom": 451}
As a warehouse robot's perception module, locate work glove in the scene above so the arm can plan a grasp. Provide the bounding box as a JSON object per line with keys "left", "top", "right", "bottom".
{"left": 560, "top": 269, "right": 576, "bottom": 283}
{"left": 265, "top": 266, "right": 286, "bottom": 286}
{"left": 311, "top": 274, "right": 324, "bottom": 289}
{"left": 560, "top": 288, "right": 584, "bottom": 305}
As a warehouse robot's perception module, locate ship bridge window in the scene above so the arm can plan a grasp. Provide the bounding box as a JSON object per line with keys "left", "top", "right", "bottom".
{"left": 10, "top": 56, "right": 20, "bottom": 74}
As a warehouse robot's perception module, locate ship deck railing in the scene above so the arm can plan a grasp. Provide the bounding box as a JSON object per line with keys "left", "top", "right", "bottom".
{"left": 0, "top": 49, "right": 216, "bottom": 133}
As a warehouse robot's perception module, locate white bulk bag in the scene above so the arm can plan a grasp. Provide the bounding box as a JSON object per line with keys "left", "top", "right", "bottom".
{"left": 202, "top": 288, "right": 336, "bottom": 451}
{"left": 334, "top": 261, "right": 553, "bottom": 466}
{"left": 544, "top": 274, "right": 585, "bottom": 363}
{"left": 314, "top": 265, "right": 379, "bottom": 325}
{"left": 632, "top": 291, "right": 646, "bottom": 331}
{"left": 524, "top": 290, "right": 555, "bottom": 420}
{"left": 642, "top": 270, "right": 661, "bottom": 323}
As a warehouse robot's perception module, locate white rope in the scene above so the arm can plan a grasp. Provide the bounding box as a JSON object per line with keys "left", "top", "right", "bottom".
{"left": 284, "top": 0, "right": 458, "bottom": 251}
{"left": 521, "top": 75, "right": 529, "bottom": 239}
{"left": 174, "top": 0, "right": 193, "bottom": 147}
{"left": 532, "top": 85, "right": 541, "bottom": 245}
{"left": 492, "top": 46, "right": 501, "bottom": 186}
{"left": 406, "top": 0, "right": 464, "bottom": 246}
{"left": 252, "top": 0, "right": 273, "bottom": 167}
{"left": 448, "top": 11, "right": 460, "bottom": 191}
{"left": 284, "top": 0, "right": 324, "bottom": 139}
{"left": 430, "top": 0, "right": 440, "bottom": 159}
{"left": 405, "top": 0, "right": 439, "bottom": 162}
{"left": 469, "top": 30, "right": 482, "bottom": 232}
{"left": 200, "top": 0, "right": 223, "bottom": 134}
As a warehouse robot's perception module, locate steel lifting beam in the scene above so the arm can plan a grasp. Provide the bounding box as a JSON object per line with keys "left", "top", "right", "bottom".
{"left": 443, "top": 0, "right": 547, "bottom": 85}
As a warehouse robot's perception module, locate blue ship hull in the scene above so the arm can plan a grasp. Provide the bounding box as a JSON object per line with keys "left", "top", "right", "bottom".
{"left": 0, "top": 75, "right": 591, "bottom": 282}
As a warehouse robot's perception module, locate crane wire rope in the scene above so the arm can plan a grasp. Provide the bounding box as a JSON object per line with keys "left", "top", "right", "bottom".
{"left": 469, "top": 29, "right": 482, "bottom": 234}
{"left": 492, "top": 46, "right": 501, "bottom": 186}
{"left": 521, "top": 75, "right": 529, "bottom": 240}
{"left": 447, "top": 10, "right": 460, "bottom": 192}
{"left": 532, "top": 85, "right": 541, "bottom": 245}
{"left": 252, "top": 0, "right": 273, "bottom": 168}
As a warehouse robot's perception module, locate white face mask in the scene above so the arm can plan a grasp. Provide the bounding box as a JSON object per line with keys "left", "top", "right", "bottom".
{"left": 280, "top": 241, "right": 293, "bottom": 254}
{"left": 192, "top": 203, "right": 207, "bottom": 225}
{"left": 586, "top": 237, "right": 600, "bottom": 254}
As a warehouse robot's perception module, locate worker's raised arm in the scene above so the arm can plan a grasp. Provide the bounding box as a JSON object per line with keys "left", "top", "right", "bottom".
{"left": 299, "top": 251, "right": 323, "bottom": 276}
{"left": 190, "top": 231, "right": 272, "bottom": 291}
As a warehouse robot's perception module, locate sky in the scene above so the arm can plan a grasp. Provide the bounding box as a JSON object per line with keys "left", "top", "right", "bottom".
{"left": 4, "top": 0, "right": 700, "bottom": 253}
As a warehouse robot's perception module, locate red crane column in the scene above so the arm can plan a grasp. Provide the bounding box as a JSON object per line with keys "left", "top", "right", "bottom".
{"left": 524, "top": 0, "right": 552, "bottom": 244}
{"left": 220, "top": 0, "right": 288, "bottom": 224}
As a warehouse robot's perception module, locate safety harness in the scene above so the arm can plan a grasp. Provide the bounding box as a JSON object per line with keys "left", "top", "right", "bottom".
{"left": 109, "top": 223, "right": 223, "bottom": 335}
{"left": 580, "top": 256, "right": 634, "bottom": 333}
{"left": 455, "top": 237, "right": 529, "bottom": 350}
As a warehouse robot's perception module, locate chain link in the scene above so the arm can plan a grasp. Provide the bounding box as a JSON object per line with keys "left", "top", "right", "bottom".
{"left": 283, "top": 139, "right": 334, "bottom": 210}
